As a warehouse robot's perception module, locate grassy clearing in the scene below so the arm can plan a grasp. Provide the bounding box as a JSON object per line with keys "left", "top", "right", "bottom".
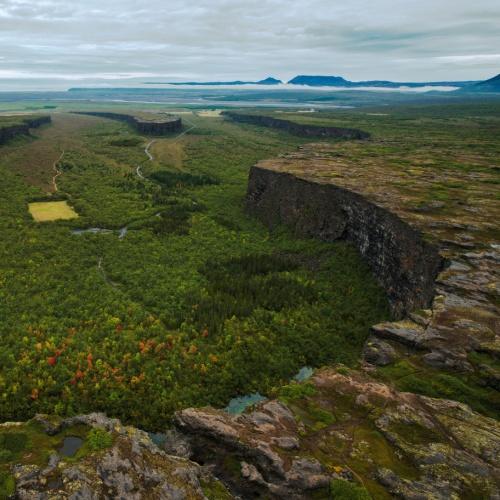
{"left": 28, "top": 201, "right": 79, "bottom": 222}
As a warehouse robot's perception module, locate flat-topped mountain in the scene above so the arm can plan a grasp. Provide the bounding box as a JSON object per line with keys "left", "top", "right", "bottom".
{"left": 287, "top": 74, "right": 475, "bottom": 88}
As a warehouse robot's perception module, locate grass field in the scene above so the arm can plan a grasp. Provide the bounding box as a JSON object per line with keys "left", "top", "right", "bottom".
{"left": 28, "top": 201, "right": 79, "bottom": 221}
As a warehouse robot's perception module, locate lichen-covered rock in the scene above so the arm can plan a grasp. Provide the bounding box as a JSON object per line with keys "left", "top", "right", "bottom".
{"left": 175, "top": 400, "right": 333, "bottom": 499}
{"left": 175, "top": 368, "right": 500, "bottom": 499}
{"left": 362, "top": 337, "right": 399, "bottom": 365}
{"left": 1, "top": 413, "right": 230, "bottom": 499}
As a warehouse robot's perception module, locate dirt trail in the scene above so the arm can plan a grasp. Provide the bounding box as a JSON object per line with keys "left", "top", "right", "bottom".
{"left": 52, "top": 150, "right": 65, "bottom": 192}
{"left": 170, "top": 118, "right": 196, "bottom": 143}
{"left": 136, "top": 139, "right": 155, "bottom": 179}
{"left": 136, "top": 119, "right": 196, "bottom": 179}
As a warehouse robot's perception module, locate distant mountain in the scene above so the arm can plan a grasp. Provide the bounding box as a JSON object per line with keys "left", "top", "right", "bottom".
{"left": 256, "top": 77, "right": 282, "bottom": 85}
{"left": 146, "top": 77, "right": 282, "bottom": 86}
{"left": 287, "top": 75, "right": 475, "bottom": 88}
{"left": 473, "top": 74, "right": 500, "bottom": 92}
{"left": 288, "top": 75, "right": 350, "bottom": 86}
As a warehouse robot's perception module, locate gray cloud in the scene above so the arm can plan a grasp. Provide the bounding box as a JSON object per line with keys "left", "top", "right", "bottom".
{"left": 0, "top": 0, "right": 499, "bottom": 89}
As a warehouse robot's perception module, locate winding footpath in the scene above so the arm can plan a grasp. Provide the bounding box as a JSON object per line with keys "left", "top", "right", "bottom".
{"left": 136, "top": 139, "right": 155, "bottom": 179}
{"left": 52, "top": 150, "right": 65, "bottom": 192}
{"left": 100, "top": 121, "right": 197, "bottom": 287}
{"left": 135, "top": 119, "right": 196, "bottom": 180}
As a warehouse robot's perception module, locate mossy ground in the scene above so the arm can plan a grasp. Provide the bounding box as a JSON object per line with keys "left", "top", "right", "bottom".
{"left": 376, "top": 358, "right": 500, "bottom": 419}
{"left": 0, "top": 419, "right": 115, "bottom": 499}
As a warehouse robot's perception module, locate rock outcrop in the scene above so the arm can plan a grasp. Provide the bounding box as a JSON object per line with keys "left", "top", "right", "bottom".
{"left": 2, "top": 368, "right": 499, "bottom": 499}
{"left": 223, "top": 111, "right": 370, "bottom": 139}
{"left": 175, "top": 401, "right": 332, "bottom": 498}
{"left": 0, "top": 116, "right": 51, "bottom": 145}
{"left": 73, "top": 111, "right": 182, "bottom": 135}
{"left": 0, "top": 413, "right": 229, "bottom": 499}
{"left": 174, "top": 368, "right": 500, "bottom": 499}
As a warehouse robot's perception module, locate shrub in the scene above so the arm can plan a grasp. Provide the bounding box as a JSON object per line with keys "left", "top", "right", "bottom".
{"left": 277, "top": 382, "right": 317, "bottom": 404}
{"left": 0, "top": 471, "right": 15, "bottom": 498}
{"left": 330, "top": 479, "right": 371, "bottom": 499}
{"left": 108, "top": 136, "right": 143, "bottom": 147}
{"left": 86, "top": 428, "right": 113, "bottom": 451}
{"left": 0, "top": 449, "right": 13, "bottom": 462}
{"left": 189, "top": 254, "right": 317, "bottom": 332}
{"left": 152, "top": 203, "right": 200, "bottom": 235}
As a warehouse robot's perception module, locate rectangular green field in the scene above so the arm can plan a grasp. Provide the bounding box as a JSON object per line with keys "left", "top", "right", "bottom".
{"left": 28, "top": 201, "right": 79, "bottom": 222}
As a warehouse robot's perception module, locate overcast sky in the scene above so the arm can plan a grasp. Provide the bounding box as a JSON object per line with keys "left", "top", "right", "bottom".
{"left": 0, "top": 0, "right": 499, "bottom": 89}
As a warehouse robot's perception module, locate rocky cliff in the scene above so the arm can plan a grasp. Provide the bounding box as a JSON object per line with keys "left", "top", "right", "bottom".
{"left": 73, "top": 111, "right": 182, "bottom": 135}
{"left": 1, "top": 137, "right": 497, "bottom": 499}
{"left": 223, "top": 112, "right": 370, "bottom": 140}
{"left": 247, "top": 166, "right": 443, "bottom": 317}
{"left": 0, "top": 116, "right": 51, "bottom": 145}
{"left": 246, "top": 143, "right": 499, "bottom": 388}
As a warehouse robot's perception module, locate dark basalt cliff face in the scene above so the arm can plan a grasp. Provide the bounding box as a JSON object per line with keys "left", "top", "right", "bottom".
{"left": 0, "top": 115, "right": 51, "bottom": 145}
{"left": 246, "top": 166, "right": 444, "bottom": 317}
{"left": 74, "top": 111, "right": 182, "bottom": 135}
{"left": 223, "top": 111, "right": 370, "bottom": 140}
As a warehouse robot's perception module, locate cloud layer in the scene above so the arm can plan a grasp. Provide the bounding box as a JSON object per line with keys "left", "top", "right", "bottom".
{"left": 0, "top": 0, "right": 499, "bottom": 88}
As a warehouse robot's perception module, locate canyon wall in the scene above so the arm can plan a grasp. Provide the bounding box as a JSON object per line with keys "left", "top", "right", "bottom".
{"left": 223, "top": 111, "right": 370, "bottom": 139}
{"left": 73, "top": 111, "right": 182, "bottom": 135}
{"left": 0, "top": 115, "right": 52, "bottom": 145}
{"left": 246, "top": 166, "right": 444, "bottom": 317}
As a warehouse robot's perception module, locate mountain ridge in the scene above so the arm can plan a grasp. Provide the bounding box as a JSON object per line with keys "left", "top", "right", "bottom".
{"left": 145, "top": 76, "right": 283, "bottom": 86}
{"left": 142, "top": 74, "right": 485, "bottom": 89}
{"left": 287, "top": 74, "right": 476, "bottom": 88}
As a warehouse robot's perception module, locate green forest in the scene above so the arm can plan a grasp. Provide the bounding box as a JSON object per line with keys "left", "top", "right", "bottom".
{"left": 0, "top": 110, "right": 389, "bottom": 430}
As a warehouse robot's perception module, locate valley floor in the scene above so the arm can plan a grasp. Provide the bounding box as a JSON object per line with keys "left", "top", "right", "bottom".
{"left": 0, "top": 109, "right": 388, "bottom": 429}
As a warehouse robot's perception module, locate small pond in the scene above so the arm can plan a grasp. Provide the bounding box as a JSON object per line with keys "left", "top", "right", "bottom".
{"left": 225, "top": 393, "right": 267, "bottom": 415}
{"left": 224, "top": 366, "right": 314, "bottom": 415}
{"left": 58, "top": 436, "right": 83, "bottom": 457}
